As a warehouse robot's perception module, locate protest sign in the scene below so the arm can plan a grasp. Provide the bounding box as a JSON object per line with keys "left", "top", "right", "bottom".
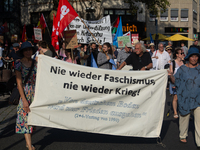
{"left": 63, "top": 30, "right": 78, "bottom": 49}
{"left": 0, "top": 36, "right": 3, "bottom": 43}
{"left": 28, "top": 55, "right": 167, "bottom": 138}
{"left": 117, "top": 36, "right": 131, "bottom": 48}
{"left": 34, "top": 28, "right": 42, "bottom": 41}
{"left": 68, "top": 15, "right": 112, "bottom": 45}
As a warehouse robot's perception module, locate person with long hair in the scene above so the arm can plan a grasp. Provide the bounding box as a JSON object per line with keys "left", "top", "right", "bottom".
{"left": 97, "top": 42, "right": 113, "bottom": 69}
{"left": 62, "top": 49, "right": 77, "bottom": 64}
{"left": 15, "top": 42, "right": 37, "bottom": 150}
{"left": 169, "top": 47, "right": 184, "bottom": 119}
{"left": 169, "top": 47, "right": 200, "bottom": 147}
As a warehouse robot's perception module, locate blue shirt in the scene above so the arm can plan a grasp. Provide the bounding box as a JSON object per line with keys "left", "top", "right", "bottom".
{"left": 174, "top": 65, "right": 200, "bottom": 115}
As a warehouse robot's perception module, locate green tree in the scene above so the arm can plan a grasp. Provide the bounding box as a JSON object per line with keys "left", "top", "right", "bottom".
{"left": 124, "top": 0, "right": 170, "bottom": 16}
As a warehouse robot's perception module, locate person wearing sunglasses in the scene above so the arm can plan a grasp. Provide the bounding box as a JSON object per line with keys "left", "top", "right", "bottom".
{"left": 169, "top": 48, "right": 185, "bottom": 119}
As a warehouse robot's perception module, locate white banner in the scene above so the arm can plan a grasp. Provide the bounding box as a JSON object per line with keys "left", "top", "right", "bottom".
{"left": 68, "top": 15, "right": 112, "bottom": 45}
{"left": 28, "top": 55, "right": 168, "bottom": 138}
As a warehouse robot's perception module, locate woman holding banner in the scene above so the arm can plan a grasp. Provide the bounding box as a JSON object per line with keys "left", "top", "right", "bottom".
{"left": 97, "top": 42, "right": 112, "bottom": 69}
{"left": 169, "top": 47, "right": 200, "bottom": 147}
{"left": 15, "top": 42, "right": 37, "bottom": 150}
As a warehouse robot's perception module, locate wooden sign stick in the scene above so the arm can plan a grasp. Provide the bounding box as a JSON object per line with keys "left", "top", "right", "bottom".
{"left": 78, "top": 16, "right": 101, "bottom": 46}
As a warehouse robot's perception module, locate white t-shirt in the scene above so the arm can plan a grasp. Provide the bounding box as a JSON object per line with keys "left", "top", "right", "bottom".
{"left": 152, "top": 50, "right": 171, "bottom": 70}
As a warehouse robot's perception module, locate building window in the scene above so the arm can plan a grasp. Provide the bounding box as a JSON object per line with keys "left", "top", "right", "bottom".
{"left": 160, "top": 9, "right": 168, "bottom": 21}
{"left": 171, "top": 9, "right": 178, "bottom": 21}
{"left": 115, "top": 10, "right": 125, "bottom": 15}
{"left": 193, "top": 10, "right": 197, "bottom": 21}
{"left": 104, "top": 10, "right": 108, "bottom": 15}
{"left": 149, "top": 13, "right": 156, "bottom": 21}
{"left": 181, "top": 9, "right": 188, "bottom": 21}
{"left": 104, "top": 9, "right": 137, "bottom": 22}
{"left": 3, "top": 0, "right": 13, "bottom": 12}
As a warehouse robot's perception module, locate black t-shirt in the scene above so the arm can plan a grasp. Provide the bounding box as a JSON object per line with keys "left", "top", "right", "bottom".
{"left": 125, "top": 52, "right": 152, "bottom": 70}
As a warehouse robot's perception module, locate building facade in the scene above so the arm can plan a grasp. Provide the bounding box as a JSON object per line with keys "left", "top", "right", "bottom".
{"left": 21, "top": 0, "right": 53, "bottom": 40}
{"left": 0, "top": 0, "right": 21, "bottom": 43}
{"left": 146, "top": 0, "right": 200, "bottom": 47}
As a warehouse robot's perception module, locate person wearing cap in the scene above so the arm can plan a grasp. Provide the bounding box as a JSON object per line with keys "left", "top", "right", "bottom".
{"left": 169, "top": 47, "right": 200, "bottom": 147}
{"left": 117, "top": 42, "right": 152, "bottom": 70}
{"left": 166, "top": 45, "right": 173, "bottom": 60}
{"left": 116, "top": 43, "right": 132, "bottom": 68}
{"left": 15, "top": 41, "right": 37, "bottom": 150}
{"left": 152, "top": 43, "right": 171, "bottom": 70}
{"left": 6, "top": 43, "right": 22, "bottom": 63}
{"left": 149, "top": 43, "right": 155, "bottom": 57}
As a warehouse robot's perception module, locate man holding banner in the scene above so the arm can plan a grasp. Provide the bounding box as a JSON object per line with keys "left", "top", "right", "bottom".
{"left": 117, "top": 42, "right": 152, "bottom": 71}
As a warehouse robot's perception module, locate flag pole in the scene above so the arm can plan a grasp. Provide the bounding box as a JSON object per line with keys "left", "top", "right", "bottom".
{"left": 46, "top": 27, "right": 52, "bottom": 40}
{"left": 78, "top": 16, "right": 101, "bottom": 46}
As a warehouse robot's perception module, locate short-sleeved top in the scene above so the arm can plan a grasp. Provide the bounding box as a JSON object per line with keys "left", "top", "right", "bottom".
{"left": 152, "top": 50, "right": 171, "bottom": 70}
{"left": 125, "top": 52, "right": 152, "bottom": 70}
{"left": 44, "top": 50, "right": 53, "bottom": 57}
{"left": 117, "top": 49, "right": 130, "bottom": 65}
{"left": 174, "top": 65, "right": 200, "bottom": 115}
{"left": 14, "top": 59, "right": 37, "bottom": 85}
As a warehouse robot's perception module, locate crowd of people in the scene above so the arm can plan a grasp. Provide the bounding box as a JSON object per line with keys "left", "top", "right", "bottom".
{"left": 1, "top": 38, "right": 200, "bottom": 149}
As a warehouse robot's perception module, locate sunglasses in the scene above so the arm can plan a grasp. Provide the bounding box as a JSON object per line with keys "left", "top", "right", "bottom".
{"left": 179, "top": 53, "right": 184, "bottom": 55}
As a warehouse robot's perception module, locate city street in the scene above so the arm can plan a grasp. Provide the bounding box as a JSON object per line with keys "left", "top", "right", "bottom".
{"left": 0, "top": 91, "right": 197, "bottom": 150}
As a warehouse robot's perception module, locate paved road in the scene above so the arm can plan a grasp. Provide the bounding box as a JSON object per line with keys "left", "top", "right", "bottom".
{"left": 0, "top": 91, "right": 197, "bottom": 150}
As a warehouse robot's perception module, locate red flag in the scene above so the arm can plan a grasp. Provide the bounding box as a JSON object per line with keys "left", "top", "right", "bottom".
{"left": 51, "top": 14, "right": 57, "bottom": 38}
{"left": 51, "top": 14, "right": 59, "bottom": 51}
{"left": 56, "top": 0, "right": 78, "bottom": 36}
{"left": 21, "top": 24, "right": 27, "bottom": 42}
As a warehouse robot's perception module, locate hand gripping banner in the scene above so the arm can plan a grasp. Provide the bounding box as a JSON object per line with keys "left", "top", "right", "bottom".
{"left": 28, "top": 55, "right": 168, "bottom": 138}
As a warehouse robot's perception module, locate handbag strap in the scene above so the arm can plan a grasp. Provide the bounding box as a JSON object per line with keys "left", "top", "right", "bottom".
{"left": 23, "top": 59, "right": 35, "bottom": 85}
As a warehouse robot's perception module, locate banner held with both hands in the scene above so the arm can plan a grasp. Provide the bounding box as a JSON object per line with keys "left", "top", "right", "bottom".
{"left": 28, "top": 55, "right": 168, "bottom": 138}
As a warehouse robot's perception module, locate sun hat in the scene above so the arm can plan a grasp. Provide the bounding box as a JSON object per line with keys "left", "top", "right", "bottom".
{"left": 125, "top": 43, "right": 132, "bottom": 48}
{"left": 150, "top": 43, "right": 154, "bottom": 46}
{"left": 17, "top": 41, "right": 35, "bottom": 57}
{"left": 132, "top": 40, "right": 139, "bottom": 46}
{"left": 184, "top": 47, "right": 200, "bottom": 60}
{"left": 165, "top": 45, "right": 172, "bottom": 51}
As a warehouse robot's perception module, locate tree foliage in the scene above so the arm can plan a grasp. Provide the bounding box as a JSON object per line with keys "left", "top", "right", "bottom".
{"left": 52, "top": 0, "right": 170, "bottom": 17}
{"left": 124, "top": 0, "right": 170, "bottom": 16}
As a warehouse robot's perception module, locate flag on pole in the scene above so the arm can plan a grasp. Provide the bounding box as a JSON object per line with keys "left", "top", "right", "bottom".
{"left": 109, "top": 59, "right": 117, "bottom": 70}
{"left": 113, "top": 17, "right": 123, "bottom": 47}
{"left": 55, "top": 0, "right": 78, "bottom": 36}
{"left": 150, "top": 33, "right": 154, "bottom": 44}
{"left": 22, "top": 24, "right": 27, "bottom": 42}
{"left": 0, "top": 22, "right": 9, "bottom": 35}
{"left": 37, "top": 13, "right": 47, "bottom": 33}
{"left": 91, "top": 53, "right": 98, "bottom": 68}
{"left": 112, "top": 16, "right": 119, "bottom": 34}
{"left": 51, "top": 13, "right": 59, "bottom": 50}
